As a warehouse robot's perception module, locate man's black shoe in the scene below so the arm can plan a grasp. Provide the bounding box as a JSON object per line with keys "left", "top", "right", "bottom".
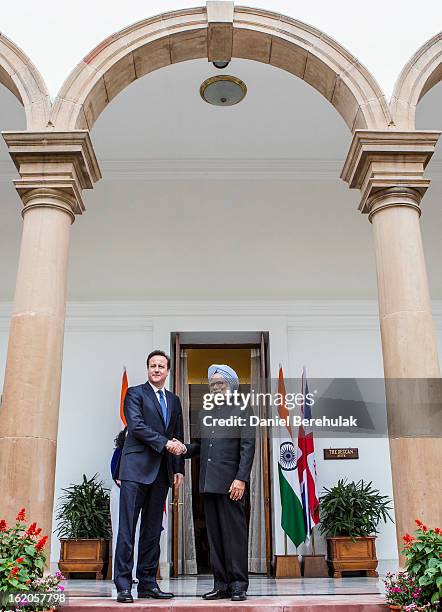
{"left": 116, "top": 590, "right": 133, "bottom": 603}
{"left": 137, "top": 587, "right": 174, "bottom": 599}
{"left": 231, "top": 591, "right": 247, "bottom": 601}
{"left": 202, "top": 589, "right": 230, "bottom": 600}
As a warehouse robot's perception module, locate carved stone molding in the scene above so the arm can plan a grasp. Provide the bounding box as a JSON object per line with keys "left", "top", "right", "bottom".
{"left": 2, "top": 130, "right": 101, "bottom": 217}
{"left": 207, "top": 1, "right": 234, "bottom": 63}
{"left": 341, "top": 129, "right": 440, "bottom": 215}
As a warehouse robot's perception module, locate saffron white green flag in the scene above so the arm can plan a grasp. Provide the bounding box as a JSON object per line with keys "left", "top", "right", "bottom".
{"left": 277, "top": 366, "right": 306, "bottom": 547}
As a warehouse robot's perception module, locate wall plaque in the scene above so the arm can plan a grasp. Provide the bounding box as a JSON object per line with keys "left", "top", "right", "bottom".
{"left": 323, "top": 448, "right": 359, "bottom": 460}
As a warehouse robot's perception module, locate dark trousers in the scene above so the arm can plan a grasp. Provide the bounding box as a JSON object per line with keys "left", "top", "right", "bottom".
{"left": 203, "top": 492, "right": 249, "bottom": 593}
{"left": 114, "top": 461, "right": 169, "bottom": 592}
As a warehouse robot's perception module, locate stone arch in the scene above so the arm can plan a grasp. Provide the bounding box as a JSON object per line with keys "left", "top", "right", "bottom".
{"left": 391, "top": 32, "right": 442, "bottom": 129}
{"left": 51, "top": 4, "right": 392, "bottom": 132}
{"left": 0, "top": 33, "right": 50, "bottom": 129}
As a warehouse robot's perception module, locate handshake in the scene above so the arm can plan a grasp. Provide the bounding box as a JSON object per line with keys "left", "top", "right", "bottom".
{"left": 165, "top": 438, "right": 187, "bottom": 456}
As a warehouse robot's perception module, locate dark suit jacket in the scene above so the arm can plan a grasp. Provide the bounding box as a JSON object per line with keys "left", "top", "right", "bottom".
{"left": 119, "top": 382, "right": 185, "bottom": 486}
{"left": 185, "top": 404, "right": 255, "bottom": 494}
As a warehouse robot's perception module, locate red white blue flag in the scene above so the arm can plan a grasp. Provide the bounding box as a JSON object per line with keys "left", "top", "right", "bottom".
{"left": 297, "top": 367, "right": 320, "bottom": 540}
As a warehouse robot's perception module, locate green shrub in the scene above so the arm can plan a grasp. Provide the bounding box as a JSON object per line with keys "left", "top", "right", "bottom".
{"left": 318, "top": 479, "right": 393, "bottom": 538}
{"left": 402, "top": 520, "right": 442, "bottom": 606}
{"left": 55, "top": 474, "right": 111, "bottom": 539}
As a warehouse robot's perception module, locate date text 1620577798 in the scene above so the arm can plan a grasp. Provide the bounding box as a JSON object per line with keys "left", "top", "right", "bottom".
{"left": 0, "top": 591, "right": 68, "bottom": 608}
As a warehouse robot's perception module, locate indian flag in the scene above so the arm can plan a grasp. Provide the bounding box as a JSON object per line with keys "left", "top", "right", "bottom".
{"left": 120, "top": 367, "right": 128, "bottom": 426}
{"left": 277, "top": 366, "right": 306, "bottom": 547}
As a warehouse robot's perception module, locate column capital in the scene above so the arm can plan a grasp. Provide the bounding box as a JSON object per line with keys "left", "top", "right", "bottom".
{"left": 2, "top": 130, "right": 101, "bottom": 217}
{"left": 341, "top": 130, "right": 440, "bottom": 215}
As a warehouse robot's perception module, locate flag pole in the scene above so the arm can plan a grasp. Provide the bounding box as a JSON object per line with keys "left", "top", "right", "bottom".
{"left": 281, "top": 361, "right": 287, "bottom": 559}
{"left": 311, "top": 527, "right": 316, "bottom": 555}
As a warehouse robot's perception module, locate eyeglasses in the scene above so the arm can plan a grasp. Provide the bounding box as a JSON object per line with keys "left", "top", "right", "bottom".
{"left": 209, "top": 381, "right": 228, "bottom": 389}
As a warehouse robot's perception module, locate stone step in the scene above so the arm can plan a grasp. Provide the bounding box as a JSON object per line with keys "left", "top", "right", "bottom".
{"left": 62, "top": 595, "right": 387, "bottom": 611}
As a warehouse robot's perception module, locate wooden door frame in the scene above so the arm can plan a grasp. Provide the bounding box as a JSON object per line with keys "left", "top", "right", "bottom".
{"left": 170, "top": 333, "right": 181, "bottom": 578}
{"left": 169, "top": 332, "right": 273, "bottom": 577}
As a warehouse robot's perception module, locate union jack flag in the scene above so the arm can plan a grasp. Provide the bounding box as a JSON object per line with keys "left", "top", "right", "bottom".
{"left": 297, "top": 367, "right": 320, "bottom": 540}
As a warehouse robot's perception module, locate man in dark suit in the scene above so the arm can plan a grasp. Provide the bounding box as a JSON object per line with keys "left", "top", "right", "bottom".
{"left": 184, "top": 364, "right": 255, "bottom": 602}
{"left": 114, "top": 350, "right": 186, "bottom": 603}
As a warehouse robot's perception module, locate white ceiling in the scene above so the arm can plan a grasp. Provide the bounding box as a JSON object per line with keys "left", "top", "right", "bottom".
{"left": 91, "top": 59, "right": 350, "bottom": 160}
{"left": 0, "top": 58, "right": 441, "bottom": 302}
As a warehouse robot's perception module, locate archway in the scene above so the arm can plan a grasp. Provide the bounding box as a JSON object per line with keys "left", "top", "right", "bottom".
{"left": 0, "top": 33, "right": 50, "bottom": 129}
{"left": 50, "top": 5, "right": 391, "bottom": 132}
{"left": 391, "top": 32, "right": 442, "bottom": 129}
{"left": 45, "top": 3, "right": 394, "bottom": 573}
{"left": 1, "top": 3, "right": 440, "bottom": 576}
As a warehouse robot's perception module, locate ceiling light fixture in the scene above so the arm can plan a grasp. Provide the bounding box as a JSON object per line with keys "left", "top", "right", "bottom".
{"left": 212, "top": 60, "right": 230, "bottom": 69}
{"left": 200, "top": 75, "right": 247, "bottom": 106}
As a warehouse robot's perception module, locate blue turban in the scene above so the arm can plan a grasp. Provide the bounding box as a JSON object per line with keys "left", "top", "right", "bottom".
{"left": 208, "top": 364, "right": 240, "bottom": 392}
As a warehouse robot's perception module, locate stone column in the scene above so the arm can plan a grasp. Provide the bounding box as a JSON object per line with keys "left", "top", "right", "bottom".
{"left": 342, "top": 130, "right": 442, "bottom": 555}
{"left": 0, "top": 131, "right": 100, "bottom": 555}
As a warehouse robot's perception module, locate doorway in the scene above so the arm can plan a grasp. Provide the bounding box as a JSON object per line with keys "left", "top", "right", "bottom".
{"left": 170, "top": 332, "right": 272, "bottom": 577}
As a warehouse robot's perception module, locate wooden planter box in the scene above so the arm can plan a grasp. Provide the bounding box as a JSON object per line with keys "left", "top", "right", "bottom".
{"left": 274, "top": 554, "right": 301, "bottom": 578}
{"left": 326, "top": 536, "right": 378, "bottom": 578}
{"left": 302, "top": 554, "right": 329, "bottom": 577}
{"left": 58, "top": 538, "right": 109, "bottom": 579}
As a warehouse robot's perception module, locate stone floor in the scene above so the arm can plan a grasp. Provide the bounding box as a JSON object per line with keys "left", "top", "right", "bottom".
{"left": 60, "top": 559, "right": 397, "bottom": 599}
{"left": 62, "top": 595, "right": 388, "bottom": 611}
{"left": 58, "top": 561, "right": 397, "bottom": 609}
{"left": 63, "top": 574, "right": 387, "bottom": 598}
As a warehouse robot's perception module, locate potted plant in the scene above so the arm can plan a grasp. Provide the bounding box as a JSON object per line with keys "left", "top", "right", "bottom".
{"left": 384, "top": 570, "right": 426, "bottom": 610}
{"left": 55, "top": 474, "right": 111, "bottom": 579}
{"left": 318, "top": 479, "right": 393, "bottom": 577}
{"left": 0, "top": 507, "right": 65, "bottom": 612}
{"left": 400, "top": 520, "right": 442, "bottom": 609}
{"left": 13, "top": 573, "right": 66, "bottom": 612}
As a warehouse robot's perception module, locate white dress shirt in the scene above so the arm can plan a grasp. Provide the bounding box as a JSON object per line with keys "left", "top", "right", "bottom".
{"left": 148, "top": 380, "right": 168, "bottom": 408}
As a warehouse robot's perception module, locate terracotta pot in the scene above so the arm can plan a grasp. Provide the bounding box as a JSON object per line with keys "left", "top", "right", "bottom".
{"left": 388, "top": 606, "right": 403, "bottom": 611}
